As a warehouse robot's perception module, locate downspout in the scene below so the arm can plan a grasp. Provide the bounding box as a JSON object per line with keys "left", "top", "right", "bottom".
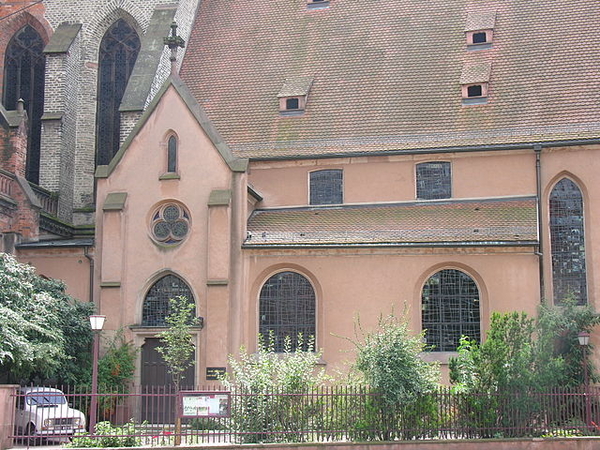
{"left": 84, "top": 245, "right": 95, "bottom": 307}
{"left": 534, "top": 144, "right": 545, "bottom": 302}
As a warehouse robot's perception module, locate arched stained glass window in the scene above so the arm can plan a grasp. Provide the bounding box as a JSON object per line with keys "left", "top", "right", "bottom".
{"left": 167, "top": 135, "right": 177, "bottom": 173}
{"left": 142, "top": 274, "right": 194, "bottom": 326}
{"left": 95, "top": 19, "right": 140, "bottom": 166}
{"left": 3, "top": 25, "right": 45, "bottom": 183}
{"left": 422, "top": 269, "right": 480, "bottom": 352}
{"left": 259, "top": 271, "right": 316, "bottom": 352}
{"left": 550, "top": 178, "right": 587, "bottom": 305}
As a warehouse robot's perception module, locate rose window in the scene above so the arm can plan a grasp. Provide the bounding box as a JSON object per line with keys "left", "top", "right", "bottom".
{"left": 151, "top": 203, "right": 190, "bottom": 245}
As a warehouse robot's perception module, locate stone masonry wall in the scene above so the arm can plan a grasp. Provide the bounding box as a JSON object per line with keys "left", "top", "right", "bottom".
{"left": 3, "top": 0, "right": 200, "bottom": 226}
{"left": 37, "top": 0, "right": 199, "bottom": 225}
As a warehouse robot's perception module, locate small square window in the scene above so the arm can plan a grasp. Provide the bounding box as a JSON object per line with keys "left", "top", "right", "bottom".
{"left": 467, "top": 85, "right": 482, "bottom": 97}
{"left": 472, "top": 32, "right": 487, "bottom": 44}
{"left": 286, "top": 98, "right": 300, "bottom": 110}
{"left": 307, "top": 0, "right": 330, "bottom": 9}
{"left": 466, "top": 29, "right": 494, "bottom": 47}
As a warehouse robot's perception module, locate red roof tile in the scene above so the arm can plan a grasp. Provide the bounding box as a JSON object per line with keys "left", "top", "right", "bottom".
{"left": 245, "top": 197, "right": 537, "bottom": 247}
{"left": 180, "top": 0, "right": 600, "bottom": 159}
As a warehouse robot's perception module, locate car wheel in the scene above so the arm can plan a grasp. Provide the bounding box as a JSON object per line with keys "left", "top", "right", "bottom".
{"left": 25, "top": 424, "right": 42, "bottom": 446}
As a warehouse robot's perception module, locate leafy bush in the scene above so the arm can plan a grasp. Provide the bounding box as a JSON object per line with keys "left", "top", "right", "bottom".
{"left": 449, "top": 304, "right": 600, "bottom": 437}
{"left": 346, "top": 313, "right": 440, "bottom": 440}
{"left": 0, "top": 252, "right": 94, "bottom": 384}
{"left": 222, "top": 332, "right": 328, "bottom": 443}
{"left": 69, "top": 420, "right": 142, "bottom": 447}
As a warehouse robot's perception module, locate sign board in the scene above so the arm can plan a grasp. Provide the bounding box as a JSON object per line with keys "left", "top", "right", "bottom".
{"left": 179, "top": 391, "right": 230, "bottom": 418}
{"left": 206, "top": 367, "right": 226, "bottom": 380}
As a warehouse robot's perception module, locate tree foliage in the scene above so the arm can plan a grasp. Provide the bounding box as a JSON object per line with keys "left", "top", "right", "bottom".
{"left": 98, "top": 330, "right": 137, "bottom": 390}
{"left": 222, "top": 332, "right": 328, "bottom": 443}
{"left": 0, "top": 252, "right": 94, "bottom": 384}
{"left": 156, "top": 296, "right": 198, "bottom": 391}
{"left": 223, "top": 332, "right": 328, "bottom": 392}
{"left": 352, "top": 313, "right": 439, "bottom": 405}
{"left": 450, "top": 302, "right": 600, "bottom": 393}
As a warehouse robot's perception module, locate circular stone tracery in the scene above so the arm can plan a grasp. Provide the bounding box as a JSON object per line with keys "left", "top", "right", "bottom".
{"left": 150, "top": 202, "right": 190, "bottom": 245}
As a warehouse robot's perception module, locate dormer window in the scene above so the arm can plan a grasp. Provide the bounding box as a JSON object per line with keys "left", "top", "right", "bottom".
{"left": 278, "top": 76, "right": 313, "bottom": 115}
{"left": 307, "top": 0, "right": 330, "bottom": 9}
{"left": 465, "top": 10, "right": 496, "bottom": 49}
{"left": 460, "top": 62, "right": 491, "bottom": 105}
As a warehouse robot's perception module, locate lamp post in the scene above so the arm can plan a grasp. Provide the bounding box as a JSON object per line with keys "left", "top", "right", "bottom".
{"left": 89, "top": 315, "right": 106, "bottom": 434}
{"left": 578, "top": 331, "right": 591, "bottom": 429}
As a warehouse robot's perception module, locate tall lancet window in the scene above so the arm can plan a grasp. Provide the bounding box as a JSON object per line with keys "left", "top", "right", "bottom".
{"left": 95, "top": 19, "right": 140, "bottom": 166}
{"left": 3, "top": 25, "right": 46, "bottom": 183}
{"left": 550, "top": 178, "right": 587, "bottom": 305}
{"left": 167, "top": 135, "right": 177, "bottom": 173}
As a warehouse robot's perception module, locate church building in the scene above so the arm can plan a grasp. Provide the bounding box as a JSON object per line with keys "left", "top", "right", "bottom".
{"left": 1, "top": 0, "right": 599, "bottom": 385}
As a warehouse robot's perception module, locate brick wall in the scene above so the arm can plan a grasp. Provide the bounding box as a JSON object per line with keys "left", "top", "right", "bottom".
{"left": 2, "top": 0, "right": 201, "bottom": 226}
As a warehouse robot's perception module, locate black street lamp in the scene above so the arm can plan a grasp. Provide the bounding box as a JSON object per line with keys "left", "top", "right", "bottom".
{"left": 89, "top": 315, "right": 106, "bottom": 434}
{"left": 578, "top": 331, "right": 591, "bottom": 429}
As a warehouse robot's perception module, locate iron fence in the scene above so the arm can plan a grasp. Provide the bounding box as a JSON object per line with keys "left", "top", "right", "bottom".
{"left": 10, "top": 385, "right": 600, "bottom": 446}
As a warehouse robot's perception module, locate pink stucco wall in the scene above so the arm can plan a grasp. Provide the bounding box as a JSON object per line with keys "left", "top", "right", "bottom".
{"left": 92, "top": 81, "right": 600, "bottom": 385}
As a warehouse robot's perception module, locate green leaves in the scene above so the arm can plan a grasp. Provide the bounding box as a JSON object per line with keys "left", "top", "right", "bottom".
{"left": 0, "top": 252, "right": 93, "bottom": 383}
{"left": 352, "top": 313, "right": 439, "bottom": 405}
{"left": 156, "top": 296, "right": 198, "bottom": 390}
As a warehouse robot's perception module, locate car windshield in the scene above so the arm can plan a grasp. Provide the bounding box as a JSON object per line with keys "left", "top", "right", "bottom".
{"left": 26, "top": 393, "right": 67, "bottom": 406}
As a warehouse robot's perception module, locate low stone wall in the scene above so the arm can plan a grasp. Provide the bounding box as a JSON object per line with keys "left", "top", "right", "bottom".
{"left": 0, "top": 385, "right": 17, "bottom": 450}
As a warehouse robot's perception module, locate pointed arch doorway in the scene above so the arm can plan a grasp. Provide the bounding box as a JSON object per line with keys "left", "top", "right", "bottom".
{"left": 139, "top": 274, "right": 197, "bottom": 422}
{"left": 140, "top": 338, "right": 195, "bottom": 423}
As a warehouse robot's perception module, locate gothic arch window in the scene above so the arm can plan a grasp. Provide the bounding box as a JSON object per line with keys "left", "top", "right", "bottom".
{"left": 422, "top": 269, "right": 481, "bottom": 351}
{"left": 3, "top": 25, "right": 45, "bottom": 183}
{"left": 95, "top": 18, "right": 140, "bottom": 166}
{"left": 550, "top": 178, "right": 587, "bottom": 305}
{"left": 259, "top": 271, "right": 316, "bottom": 352}
{"left": 167, "top": 135, "right": 177, "bottom": 173}
{"left": 142, "top": 274, "right": 194, "bottom": 326}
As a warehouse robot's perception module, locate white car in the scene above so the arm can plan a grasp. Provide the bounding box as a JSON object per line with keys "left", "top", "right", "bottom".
{"left": 14, "top": 387, "right": 86, "bottom": 443}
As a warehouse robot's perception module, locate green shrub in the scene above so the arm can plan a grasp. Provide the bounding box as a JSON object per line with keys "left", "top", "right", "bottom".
{"left": 69, "top": 420, "right": 142, "bottom": 447}
{"left": 222, "top": 332, "right": 328, "bottom": 443}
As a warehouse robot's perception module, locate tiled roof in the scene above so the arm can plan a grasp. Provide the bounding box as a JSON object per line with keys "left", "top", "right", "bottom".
{"left": 244, "top": 197, "right": 538, "bottom": 247}
{"left": 180, "top": 0, "right": 600, "bottom": 159}
{"left": 465, "top": 10, "right": 497, "bottom": 31}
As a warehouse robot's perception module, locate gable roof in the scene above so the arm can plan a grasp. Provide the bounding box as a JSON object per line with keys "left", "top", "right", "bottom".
{"left": 96, "top": 76, "right": 248, "bottom": 178}
{"left": 180, "top": 0, "right": 600, "bottom": 160}
{"left": 245, "top": 197, "right": 538, "bottom": 248}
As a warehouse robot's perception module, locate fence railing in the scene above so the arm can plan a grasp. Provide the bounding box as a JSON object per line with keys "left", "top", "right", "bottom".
{"left": 10, "top": 385, "right": 600, "bottom": 446}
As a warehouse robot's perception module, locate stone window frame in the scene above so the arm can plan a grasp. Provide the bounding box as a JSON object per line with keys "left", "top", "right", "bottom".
{"left": 95, "top": 18, "right": 141, "bottom": 167}
{"left": 149, "top": 201, "right": 191, "bottom": 247}
{"left": 258, "top": 270, "right": 317, "bottom": 353}
{"left": 141, "top": 273, "right": 195, "bottom": 327}
{"left": 415, "top": 161, "right": 452, "bottom": 200}
{"left": 309, "top": 169, "right": 343, "bottom": 205}
{"left": 3, "top": 24, "right": 46, "bottom": 184}
{"left": 549, "top": 177, "right": 588, "bottom": 305}
{"left": 421, "top": 268, "right": 481, "bottom": 352}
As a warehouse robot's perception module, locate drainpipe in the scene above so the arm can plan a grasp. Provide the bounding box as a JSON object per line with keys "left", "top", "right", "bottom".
{"left": 84, "top": 245, "right": 95, "bottom": 307}
{"left": 534, "top": 144, "right": 544, "bottom": 302}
